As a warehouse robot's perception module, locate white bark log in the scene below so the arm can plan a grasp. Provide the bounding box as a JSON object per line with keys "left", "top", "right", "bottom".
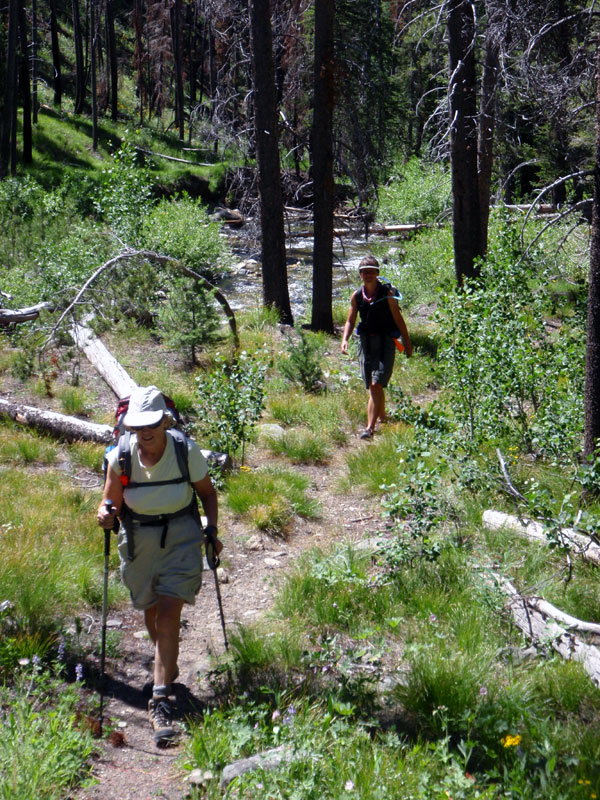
{"left": 493, "top": 574, "right": 600, "bottom": 686}
{"left": 0, "top": 302, "right": 53, "bottom": 325}
{"left": 0, "top": 398, "right": 232, "bottom": 470}
{"left": 0, "top": 398, "right": 113, "bottom": 443}
{"left": 70, "top": 319, "right": 137, "bottom": 399}
{"left": 482, "top": 509, "right": 600, "bottom": 566}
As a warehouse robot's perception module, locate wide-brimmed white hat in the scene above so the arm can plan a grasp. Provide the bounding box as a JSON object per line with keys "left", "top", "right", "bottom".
{"left": 123, "top": 386, "right": 166, "bottom": 428}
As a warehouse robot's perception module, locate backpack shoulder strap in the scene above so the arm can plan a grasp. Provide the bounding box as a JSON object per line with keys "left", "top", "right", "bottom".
{"left": 168, "top": 429, "right": 190, "bottom": 483}
{"left": 117, "top": 431, "right": 132, "bottom": 481}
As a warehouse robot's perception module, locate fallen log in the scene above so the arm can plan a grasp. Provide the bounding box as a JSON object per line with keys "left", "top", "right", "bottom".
{"left": 482, "top": 509, "right": 600, "bottom": 567}
{"left": 0, "top": 398, "right": 232, "bottom": 470}
{"left": 0, "top": 302, "right": 53, "bottom": 326}
{"left": 70, "top": 319, "right": 137, "bottom": 399}
{"left": 493, "top": 574, "right": 600, "bottom": 686}
{"left": 0, "top": 398, "right": 113, "bottom": 443}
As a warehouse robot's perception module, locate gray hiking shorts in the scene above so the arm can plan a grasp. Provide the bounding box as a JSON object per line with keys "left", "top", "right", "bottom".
{"left": 357, "top": 334, "right": 396, "bottom": 389}
{"left": 118, "top": 512, "right": 204, "bottom": 610}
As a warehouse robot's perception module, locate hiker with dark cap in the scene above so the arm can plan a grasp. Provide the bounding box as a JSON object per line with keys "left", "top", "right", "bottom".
{"left": 341, "top": 256, "right": 413, "bottom": 439}
{"left": 97, "top": 385, "right": 221, "bottom": 746}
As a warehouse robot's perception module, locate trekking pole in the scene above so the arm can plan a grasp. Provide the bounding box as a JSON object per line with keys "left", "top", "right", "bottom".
{"left": 204, "top": 526, "right": 228, "bottom": 651}
{"left": 99, "top": 499, "right": 117, "bottom": 735}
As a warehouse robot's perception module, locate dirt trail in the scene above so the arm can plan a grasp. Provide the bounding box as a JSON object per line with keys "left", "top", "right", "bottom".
{"left": 74, "top": 445, "right": 379, "bottom": 800}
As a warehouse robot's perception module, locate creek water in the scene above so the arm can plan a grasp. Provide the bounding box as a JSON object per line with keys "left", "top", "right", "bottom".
{"left": 218, "top": 217, "right": 405, "bottom": 320}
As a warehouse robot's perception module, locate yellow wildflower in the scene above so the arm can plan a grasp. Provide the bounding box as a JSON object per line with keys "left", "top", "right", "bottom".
{"left": 501, "top": 734, "right": 522, "bottom": 748}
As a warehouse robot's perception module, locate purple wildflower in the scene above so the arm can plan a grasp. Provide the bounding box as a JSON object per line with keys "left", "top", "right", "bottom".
{"left": 429, "top": 613, "right": 437, "bottom": 623}
{"left": 57, "top": 639, "right": 66, "bottom": 661}
{"left": 479, "top": 686, "right": 488, "bottom": 698}
{"left": 75, "top": 663, "right": 84, "bottom": 682}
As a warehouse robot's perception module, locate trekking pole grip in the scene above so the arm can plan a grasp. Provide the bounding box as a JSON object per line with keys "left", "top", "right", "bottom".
{"left": 104, "top": 499, "right": 117, "bottom": 545}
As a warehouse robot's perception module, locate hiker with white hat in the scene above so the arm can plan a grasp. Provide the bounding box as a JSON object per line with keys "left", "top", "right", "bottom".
{"left": 341, "top": 256, "right": 413, "bottom": 439}
{"left": 97, "top": 385, "right": 221, "bottom": 746}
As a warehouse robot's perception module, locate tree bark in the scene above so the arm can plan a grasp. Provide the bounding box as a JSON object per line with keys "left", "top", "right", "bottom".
{"left": 0, "top": 398, "right": 114, "bottom": 443}
{"left": 17, "top": 0, "right": 33, "bottom": 164}
{"left": 584, "top": 40, "right": 600, "bottom": 459}
{"left": 90, "top": 0, "right": 98, "bottom": 150}
{"left": 70, "top": 318, "right": 138, "bottom": 399}
{"left": 105, "top": 0, "right": 118, "bottom": 121}
{"left": 72, "top": 0, "right": 86, "bottom": 113}
{"left": 447, "top": 0, "right": 482, "bottom": 286}
{"left": 49, "top": 0, "right": 62, "bottom": 107}
{"left": 170, "top": 0, "right": 185, "bottom": 140}
{"left": 248, "top": 0, "right": 293, "bottom": 325}
{"left": 0, "top": 0, "right": 19, "bottom": 179}
{"left": 310, "top": 0, "right": 335, "bottom": 334}
{"left": 0, "top": 302, "right": 53, "bottom": 325}
{"left": 477, "top": 1, "right": 500, "bottom": 256}
{"left": 482, "top": 510, "right": 600, "bottom": 567}
{"left": 31, "top": 0, "right": 38, "bottom": 123}
{"left": 494, "top": 574, "right": 600, "bottom": 688}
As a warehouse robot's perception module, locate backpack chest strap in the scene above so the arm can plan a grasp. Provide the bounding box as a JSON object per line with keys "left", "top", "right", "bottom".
{"left": 121, "top": 498, "right": 197, "bottom": 560}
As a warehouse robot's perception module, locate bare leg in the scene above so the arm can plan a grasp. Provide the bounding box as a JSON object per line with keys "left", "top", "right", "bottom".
{"left": 367, "top": 383, "right": 385, "bottom": 432}
{"left": 145, "top": 595, "right": 184, "bottom": 688}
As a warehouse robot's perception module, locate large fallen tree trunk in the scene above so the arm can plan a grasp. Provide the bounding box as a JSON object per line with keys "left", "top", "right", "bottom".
{"left": 0, "top": 398, "right": 232, "bottom": 470}
{"left": 0, "top": 398, "right": 113, "bottom": 443}
{"left": 493, "top": 574, "right": 600, "bottom": 686}
{"left": 482, "top": 509, "right": 600, "bottom": 567}
{"left": 70, "top": 319, "right": 137, "bottom": 399}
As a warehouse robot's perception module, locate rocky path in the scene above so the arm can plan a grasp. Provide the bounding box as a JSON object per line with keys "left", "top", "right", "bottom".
{"left": 73, "top": 445, "right": 379, "bottom": 800}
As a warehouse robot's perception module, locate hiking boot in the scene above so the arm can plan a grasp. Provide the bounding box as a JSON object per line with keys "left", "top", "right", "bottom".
{"left": 359, "top": 428, "right": 373, "bottom": 440}
{"left": 142, "top": 666, "right": 179, "bottom": 698}
{"left": 148, "top": 696, "right": 177, "bottom": 746}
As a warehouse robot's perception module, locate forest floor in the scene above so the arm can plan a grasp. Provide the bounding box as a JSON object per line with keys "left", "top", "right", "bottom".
{"left": 71, "top": 431, "right": 381, "bottom": 800}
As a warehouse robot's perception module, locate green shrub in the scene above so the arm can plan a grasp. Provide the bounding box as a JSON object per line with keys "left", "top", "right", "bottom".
{"left": 158, "top": 276, "right": 220, "bottom": 366}
{"left": 141, "top": 195, "right": 227, "bottom": 279}
{"left": 195, "top": 352, "right": 267, "bottom": 462}
{"left": 279, "top": 328, "right": 325, "bottom": 392}
{"left": 377, "top": 157, "right": 451, "bottom": 224}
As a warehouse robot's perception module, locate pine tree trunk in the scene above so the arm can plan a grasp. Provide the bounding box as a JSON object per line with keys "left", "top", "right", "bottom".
{"left": 310, "top": 0, "right": 335, "bottom": 333}
{"left": 49, "top": 0, "right": 62, "bottom": 107}
{"left": 106, "top": 0, "right": 118, "bottom": 120}
{"left": 72, "top": 0, "right": 86, "bottom": 113}
{"left": 0, "top": 0, "right": 19, "bottom": 178}
{"left": 18, "top": 0, "right": 33, "bottom": 164}
{"left": 249, "top": 0, "right": 293, "bottom": 325}
{"left": 477, "top": 2, "right": 499, "bottom": 257}
{"left": 447, "top": 0, "right": 482, "bottom": 286}
{"left": 584, "top": 42, "right": 600, "bottom": 459}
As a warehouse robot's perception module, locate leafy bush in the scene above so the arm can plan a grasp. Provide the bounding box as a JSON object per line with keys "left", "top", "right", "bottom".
{"left": 94, "top": 137, "right": 154, "bottom": 242}
{"left": 158, "top": 276, "right": 220, "bottom": 365}
{"left": 195, "top": 352, "right": 267, "bottom": 462}
{"left": 377, "top": 157, "right": 451, "bottom": 224}
{"left": 436, "top": 220, "right": 585, "bottom": 460}
{"left": 279, "top": 328, "right": 325, "bottom": 392}
{"left": 141, "top": 195, "right": 227, "bottom": 279}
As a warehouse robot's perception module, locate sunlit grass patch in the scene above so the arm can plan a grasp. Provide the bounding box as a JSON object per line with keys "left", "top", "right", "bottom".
{"left": 0, "top": 467, "right": 121, "bottom": 632}
{"left": 0, "top": 427, "right": 58, "bottom": 466}
{"left": 275, "top": 545, "right": 395, "bottom": 635}
{"left": 56, "top": 386, "right": 92, "bottom": 416}
{"left": 184, "top": 695, "right": 504, "bottom": 800}
{"left": 264, "top": 428, "right": 331, "bottom": 465}
{"left": 225, "top": 467, "right": 320, "bottom": 535}
{"left": 67, "top": 441, "right": 106, "bottom": 473}
{"left": 267, "top": 390, "right": 349, "bottom": 445}
{"left": 342, "top": 429, "right": 411, "bottom": 493}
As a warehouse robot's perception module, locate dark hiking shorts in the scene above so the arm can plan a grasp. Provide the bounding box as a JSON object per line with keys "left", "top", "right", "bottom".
{"left": 357, "top": 334, "right": 396, "bottom": 389}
